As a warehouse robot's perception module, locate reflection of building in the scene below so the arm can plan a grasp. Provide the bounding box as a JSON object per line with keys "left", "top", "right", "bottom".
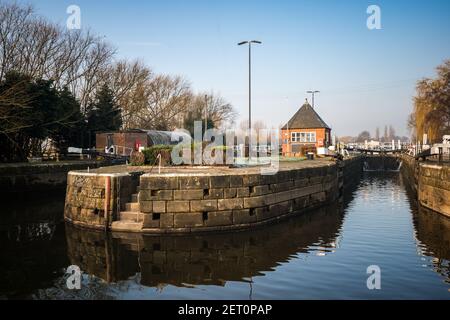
{"left": 281, "top": 100, "right": 331, "bottom": 156}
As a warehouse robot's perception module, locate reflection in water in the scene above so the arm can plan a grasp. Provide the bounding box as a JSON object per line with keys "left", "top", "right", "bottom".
{"left": 0, "top": 192, "right": 68, "bottom": 298}
{"left": 413, "top": 206, "right": 450, "bottom": 285}
{"left": 2, "top": 175, "right": 450, "bottom": 299}
{"left": 65, "top": 202, "right": 345, "bottom": 289}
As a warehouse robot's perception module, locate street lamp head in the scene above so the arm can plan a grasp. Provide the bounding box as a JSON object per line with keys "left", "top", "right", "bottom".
{"left": 238, "top": 40, "right": 262, "bottom": 46}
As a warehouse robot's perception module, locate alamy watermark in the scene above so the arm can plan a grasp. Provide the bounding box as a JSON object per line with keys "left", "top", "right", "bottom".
{"left": 67, "top": 5, "right": 81, "bottom": 30}
{"left": 168, "top": 121, "right": 280, "bottom": 175}
{"left": 367, "top": 5, "right": 382, "bottom": 30}
{"left": 66, "top": 265, "right": 81, "bottom": 290}
{"left": 366, "top": 265, "right": 381, "bottom": 290}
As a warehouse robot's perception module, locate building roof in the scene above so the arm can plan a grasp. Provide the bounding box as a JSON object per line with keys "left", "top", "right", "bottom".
{"left": 282, "top": 100, "right": 330, "bottom": 130}
{"left": 140, "top": 130, "right": 191, "bottom": 145}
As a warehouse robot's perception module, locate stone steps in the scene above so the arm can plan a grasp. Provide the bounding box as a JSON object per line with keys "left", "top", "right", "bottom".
{"left": 111, "top": 221, "right": 143, "bottom": 232}
{"left": 120, "top": 211, "right": 143, "bottom": 222}
{"left": 124, "top": 202, "right": 140, "bottom": 212}
{"left": 131, "top": 193, "right": 139, "bottom": 202}
{"left": 115, "top": 184, "right": 142, "bottom": 230}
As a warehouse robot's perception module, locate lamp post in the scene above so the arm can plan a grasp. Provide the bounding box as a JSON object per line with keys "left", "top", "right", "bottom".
{"left": 204, "top": 94, "right": 208, "bottom": 134}
{"left": 238, "top": 40, "right": 262, "bottom": 158}
{"left": 307, "top": 90, "right": 320, "bottom": 108}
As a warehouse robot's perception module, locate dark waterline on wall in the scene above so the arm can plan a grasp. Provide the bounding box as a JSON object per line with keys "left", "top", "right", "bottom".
{"left": 0, "top": 173, "right": 449, "bottom": 299}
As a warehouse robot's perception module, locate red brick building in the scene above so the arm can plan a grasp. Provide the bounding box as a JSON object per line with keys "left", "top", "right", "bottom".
{"left": 281, "top": 100, "right": 331, "bottom": 156}
{"left": 96, "top": 129, "right": 190, "bottom": 155}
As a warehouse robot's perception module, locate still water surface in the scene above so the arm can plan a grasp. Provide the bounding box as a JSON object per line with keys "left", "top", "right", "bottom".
{"left": 1, "top": 173, "right": 449, "bottom": 299}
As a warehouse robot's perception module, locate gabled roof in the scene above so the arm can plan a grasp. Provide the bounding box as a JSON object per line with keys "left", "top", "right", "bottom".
{"left": 282, "top": 100, "right": 330, "bottom": 130}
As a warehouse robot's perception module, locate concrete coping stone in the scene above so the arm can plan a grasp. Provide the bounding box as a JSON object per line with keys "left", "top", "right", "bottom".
{"left": 68, "top": 171, "right": 132, "bottom": 178}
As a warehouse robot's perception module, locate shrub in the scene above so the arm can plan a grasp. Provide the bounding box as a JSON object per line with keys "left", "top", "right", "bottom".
{"left": 143, "top": 145, "right": 173, "bottom": 165}
{"left": 130, "top": 151, "right": 145, "bottom": 166}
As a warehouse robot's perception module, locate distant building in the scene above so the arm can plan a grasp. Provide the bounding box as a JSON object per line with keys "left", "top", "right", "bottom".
{"left": 281, "top": 100, "right": 331, "bottom": 156}
{"left": 96, "top": 129, "right": 190, "bottom": 155}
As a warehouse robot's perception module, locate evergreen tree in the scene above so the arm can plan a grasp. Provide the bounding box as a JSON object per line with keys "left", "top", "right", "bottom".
{"left": 86, "top": 85, "right": 122, "bottom": 147}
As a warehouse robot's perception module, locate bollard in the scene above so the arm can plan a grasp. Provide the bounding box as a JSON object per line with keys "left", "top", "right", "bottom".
{"left": 104, "top": 175, "right": 111, "bottom": 231}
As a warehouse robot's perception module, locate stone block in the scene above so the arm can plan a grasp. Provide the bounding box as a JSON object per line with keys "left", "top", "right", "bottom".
{"left": 293, "top": 195, "right": 309, "bottom": 211}
{"left": 167, "top": 201, "right": 190, "bottom": 213}
{"left": 179, "top": 176, "right": 209, "bottom": 189}
{"left": 250, "top": 185, "right": 270, "bottom": 196}
{"left": 210, "top": 175, "right": 230, "bottom": 188}
{"left": 190, "top": 200, "right": 218, "bottom": 212}
{"left": 268, "top": 201, "right": 292, "bottom": 217}
{"left": 153, "top": 201, "right": 166, "bottom": 213}
{"left": 218, "top": 198, "right": 244, "bottom": 210}
{"left": 204, "top": 189, "right": 224, "bottom": 199}
{"left": 309, "top": 176, "right": 324, "bottom": 185}
{"left": 204, "top": 211, "right": 233, "bottom": 227}
{"left": 243, "top": 174, "right": 261, "bottom": 186}
{"left": 224, "top": 188, "right": 237, "bottom": 198}
{"left": 255, "top": 206, "right": 273, "bottom": 221}
{"left": 174, "top": 212, "right": 204, "bottom": 228}
{"left": 140, "top": 189, "right": 173, "bottom": 201}
{"left": 233, "top": 209, "right": 257, "bottom": 224}
{"left": 310, "top": 191, "right": 327, "bottom": 204}
{"left": 237, "top": 187, "right": 250, "bottom": 198}
{"left": 243, "top": 195, "right": 266, "bottom": 208}
{"left": 141, "top": 176, "right": 178, "bottom": 190}
{"left": 269, "top": 181, "right": 294, "bottom": 193}
{"left": 294, "top": 178, "right": 309, "bottom": 188}
{"left": 140, "top": 200, "right": 153, "bottom": 213}
{"left": 173, "top": 189, "right": 204, "bottom": 200}
{"left": 143, "top": 213, "right": 160, "bottom": 228}
{"left": 160, "top": 213, "right": 174, "bottom": 228}
{"left": 230, "top": 175, "right": 243, "bottom": 187}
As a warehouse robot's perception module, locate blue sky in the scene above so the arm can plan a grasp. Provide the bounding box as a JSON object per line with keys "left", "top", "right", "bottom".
{"left": 21, "top": 0, "right": 450, "bottom": 137}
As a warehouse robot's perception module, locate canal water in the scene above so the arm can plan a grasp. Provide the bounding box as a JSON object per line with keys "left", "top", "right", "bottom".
{"left": 1, "top": 172, "right": 449, "bottom": 299}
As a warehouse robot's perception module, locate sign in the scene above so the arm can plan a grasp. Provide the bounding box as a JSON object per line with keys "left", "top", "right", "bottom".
{"left": 318, "top": 139, "right": 324, "bottom": 147}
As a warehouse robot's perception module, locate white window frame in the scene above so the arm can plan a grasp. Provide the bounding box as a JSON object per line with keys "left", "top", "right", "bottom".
{"left": 291, "top": 132, "right": 316, "bottom": 143}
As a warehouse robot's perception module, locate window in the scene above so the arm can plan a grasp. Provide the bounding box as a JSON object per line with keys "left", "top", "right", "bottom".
{"left": 291, "top": 132, "right": 300, "bottom": 142}
{"left": 291, "top": 132, "right": 316, "bottom": 143}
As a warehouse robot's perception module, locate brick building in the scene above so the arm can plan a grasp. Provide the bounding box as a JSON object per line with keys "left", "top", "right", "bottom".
{"left": 96, "top": 129, "right": 190, "bottom": 155}
{"left": 281, "top": 100, "right": 331, "bottom": 156}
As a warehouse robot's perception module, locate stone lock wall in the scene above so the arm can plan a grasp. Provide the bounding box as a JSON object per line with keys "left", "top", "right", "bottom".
{"left": 137, "top": 164, "right": 339, "bottom": 232}
{"left": 342, "top": 156, "right": 363, "bottom": 185}
{"left": 400, "top": 154, "right": 450, "bottom": 218}
{"left": 64, "top": 172, "right": 140, "bottom": 229}
{"left": 418, "top": 163, "right": 450, "bottom": 218}
{"left": 0, "top": 160, "right": 106, "bottom": 194}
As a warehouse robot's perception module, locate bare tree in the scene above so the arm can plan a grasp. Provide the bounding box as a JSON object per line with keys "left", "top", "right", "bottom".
{"left": 0, "top": 3, "right": 115, "bottom": 114}
{"left": 138, "top": 75, "right": 192, "bottom": 130}
{"left": 101, "top": 59, "right": 153, "bottom": 129}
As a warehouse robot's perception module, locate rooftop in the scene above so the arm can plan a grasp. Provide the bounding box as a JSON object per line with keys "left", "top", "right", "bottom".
{"left": 282, "top": 100, "right": 330, "bottom": 130}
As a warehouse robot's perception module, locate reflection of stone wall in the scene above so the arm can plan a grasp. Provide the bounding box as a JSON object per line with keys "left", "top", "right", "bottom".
{"left": 65, "top": 202, "right": 344, "bottom": 287}
{"left": 418, "top": 164, "right": 450, "bottom": 218}
{"left": 414, "top": 205, "right": 450, "bottom": 260}
{"left": 64, "top": 172, "right": 139, "bottom": 229}
{"left": 138, "top": 164, "right": 339, "bottom": 232}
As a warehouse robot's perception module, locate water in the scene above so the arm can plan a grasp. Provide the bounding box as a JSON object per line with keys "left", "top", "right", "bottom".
{"left": 1, "top": 173, "right": 449, "bottom": 299}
